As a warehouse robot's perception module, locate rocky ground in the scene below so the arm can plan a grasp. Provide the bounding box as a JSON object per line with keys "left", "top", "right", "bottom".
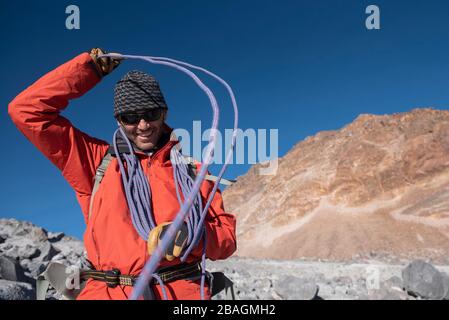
{"left": 208, "top": 257, "right": 449, "bottom": 300}
{"left": 1, "top": 218, "right": 449, "bottom": 300}
{"left": 0, "top": 218, "right": 84, "bottom": 300}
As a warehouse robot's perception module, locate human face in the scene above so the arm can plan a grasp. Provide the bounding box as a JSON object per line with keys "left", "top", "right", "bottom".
{"left": 117, "top": 109, "right": 167, "bottom": 150}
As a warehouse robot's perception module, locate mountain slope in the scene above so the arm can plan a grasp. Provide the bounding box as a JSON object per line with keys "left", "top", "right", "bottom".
{"left": 223, "top": 108, "right": 449, "bottom": 262}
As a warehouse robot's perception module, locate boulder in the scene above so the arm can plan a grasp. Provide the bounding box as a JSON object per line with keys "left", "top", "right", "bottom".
{"left": 0, "top": 256, "right": 30, "bottom": 283}
{"left": 402, "top": 260, "right": 449, "bottom": 300}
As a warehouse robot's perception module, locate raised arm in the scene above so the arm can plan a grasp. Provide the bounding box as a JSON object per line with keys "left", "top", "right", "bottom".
{"left": 7, "top": 51, "right": 116, "bottom": 222}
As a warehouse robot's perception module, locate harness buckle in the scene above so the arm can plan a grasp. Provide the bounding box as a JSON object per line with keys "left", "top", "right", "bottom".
{"left": 105, "top": 268, "right": 121, "bottom": 288}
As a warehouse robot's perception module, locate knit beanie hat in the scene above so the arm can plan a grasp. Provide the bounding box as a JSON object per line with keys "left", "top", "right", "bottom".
{"left": 114, "top": 70, "right": 168, "bottom": 117}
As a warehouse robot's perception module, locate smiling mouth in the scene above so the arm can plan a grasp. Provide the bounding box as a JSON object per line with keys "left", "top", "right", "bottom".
{"left": 137, "top": 131, "right": 154, "bottom": 139}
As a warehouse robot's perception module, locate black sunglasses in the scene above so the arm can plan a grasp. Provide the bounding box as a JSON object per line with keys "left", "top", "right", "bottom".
{"left": 118, "top": 109, "right": 164, "bottom": 125}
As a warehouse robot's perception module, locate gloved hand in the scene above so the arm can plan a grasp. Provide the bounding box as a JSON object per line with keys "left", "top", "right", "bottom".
{"left": 89, "top": 47, "right": 122, "bottom": 77}
{"left": 147, "top": 222, "right": 189, "bottom": 261}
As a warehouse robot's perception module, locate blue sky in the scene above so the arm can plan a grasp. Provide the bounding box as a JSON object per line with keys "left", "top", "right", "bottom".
{"left": 1, "top": 0, "right": 449, "bottom": 239}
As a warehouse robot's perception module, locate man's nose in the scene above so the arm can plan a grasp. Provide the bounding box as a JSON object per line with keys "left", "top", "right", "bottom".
{"left": 137, "top": 118, "right": 151, "bottom": 130}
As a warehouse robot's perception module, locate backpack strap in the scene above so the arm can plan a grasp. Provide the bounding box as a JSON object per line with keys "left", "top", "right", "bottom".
{"left": 88, "top": 152, "right": 113, "bottom": 221}
{"left": 204, "top": 175, "right": 235, "bottom": 186}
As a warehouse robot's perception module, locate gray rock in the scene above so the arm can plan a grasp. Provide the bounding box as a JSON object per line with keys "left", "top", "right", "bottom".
{"left": 274, "top": 276, "right": 319, "bottom": 300}
{"left": 27, "top": 261, "right": 49, "bottom": 278}
{"left": 19, "top": 258, "right": 31, "bottom": 270}
{"left": 36, "top": 242, "right": 59, "bottom": 262}
{"left": 0, "top": 242, "right": 12, "bottom": 250}
{"left": 20, "top": 246, "right": 40, "bottom": 260}
{"left": 29, "top": 227, "right": 48, "bottom": 243}
{"left": 235, "top": 269, "right": 251, "bottom": 279}
{"left": 381, "top": 291, "right": 404, "bottom": 300}
{"left": 379, "top": 287, "right": 415, "bottom": 300}
{"left": 2, "top": 238, "right": 40, "bottom": 260}
{"left": 442, "top": 273, "right": 449, "bottom": 300}
{"left": 384, "top": 276, "right": 403, "bottom": 290}
{"left": 402, "top": 260, "right": 449, "bottom": 300}
{"left": 52, "top": 238, "right": 84, "bottom": 260}
{"left": 1, "top": 219, "right": 47, "bottom": 243}
{"left": 50, "top": 253, "right": 66, "bottom": 262}
{"left": 0, "top": 279, "right": 35, "bottom": 300}
{"left": 0, "top": 256, "right": 29, "bottom": 283}
{"left": 0, "top": 219, "right": 88, "bottom": 299}
{"left": 48, "top": 232, "right": 65, "bottom": 242}
{"left": 345, "top": 288, "right": 360, "bottom": 298}
{"left": 334, "top": 276, "right": 353, "bottom": 287}
{"left": 11, "top": 228, "right": 27, "bottom": 237}
{"left": 0, "top": 219, "right": 19, "bottom": 238}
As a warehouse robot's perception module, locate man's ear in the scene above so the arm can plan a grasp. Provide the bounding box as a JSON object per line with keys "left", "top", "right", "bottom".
{"left": 162, "top": 110, "right": 168, "bottom": 121}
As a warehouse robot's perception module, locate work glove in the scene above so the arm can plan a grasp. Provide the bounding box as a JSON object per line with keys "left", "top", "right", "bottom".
{"left": 89, "top": 47, "right": 122, "bottom": 77}
{"left": 147, "top": 222, "right": 189, "bottom": 261}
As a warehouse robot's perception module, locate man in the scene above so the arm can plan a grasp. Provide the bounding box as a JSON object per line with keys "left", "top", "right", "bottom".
{"left": 8, "top": 48, "right": 237, "bottom": 300}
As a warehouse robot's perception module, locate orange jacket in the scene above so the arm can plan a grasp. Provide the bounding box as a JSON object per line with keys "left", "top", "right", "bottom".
{"left": 8, "top": 53, "right": 237, "bottom": 300}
